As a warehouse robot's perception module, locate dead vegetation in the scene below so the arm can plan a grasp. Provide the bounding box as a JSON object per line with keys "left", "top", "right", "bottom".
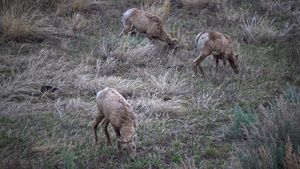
{"left": 0, "top": 0, "right": 299, "bottom": 168}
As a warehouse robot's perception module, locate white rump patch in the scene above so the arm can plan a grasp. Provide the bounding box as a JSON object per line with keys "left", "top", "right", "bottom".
{"left": 96, "top": 87, "right": 111, "bottom": 100}
{"left": 122, "top": 9, "right": 134, "bottom": 26}
{"left": 195, "top": 32, "right": 209, "bottom": 51}
{"left": 195, "top": 32, "right": 203, "bottom": 44}
{"left": 96, "top": 91, "right": 102, "bottom": 100}
{"left": 97, "top": 88, "right": 107, "bottom": 100}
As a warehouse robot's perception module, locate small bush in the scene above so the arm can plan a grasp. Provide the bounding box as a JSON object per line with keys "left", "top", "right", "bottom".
{"left": 227, "top": 86, "right": 300, "bottom": 168}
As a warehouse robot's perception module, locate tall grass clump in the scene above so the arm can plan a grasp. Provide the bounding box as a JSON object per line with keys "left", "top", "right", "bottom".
{"left": 53, "top": 0, "right": 95, "bottom": 16}
{"left": 216, "top": 6, "right": 248, "bottom": 26}
{"left": 140, "top": 0, "right": 170, "bottom": 22}
{"left": 240, "top": 16, "right": 282, "bottom": 45}
{"left": 0, "top": 3, "right": 44, "bottom": 42}
{"left": 227, "top": 86, "right": 300, "bottom": 168}
{"left": 258, "top": 0, "right": 281, "bottom": 15}
{"left": 70, "top": 0, "right": 91, "bottom": 13}
{"left": 180, "top": 0, "right": 220, "bottom": 11}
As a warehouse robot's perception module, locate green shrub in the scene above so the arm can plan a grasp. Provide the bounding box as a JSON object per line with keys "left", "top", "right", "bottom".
{"left": 284, "top": 84, "right": 300, "bottom": 103}
{"left": 227, "top": 86, "right": 300, "bottom": 169}
{"left": 225, "top": 105, "right": 256, "bottom": 139}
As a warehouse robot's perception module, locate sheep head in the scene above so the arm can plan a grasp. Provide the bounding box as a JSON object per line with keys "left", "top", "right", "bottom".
{"left": 118, "top": 133, "right": 137, "bottom": 162}
{"left": 229, "top": 53, "right": 239, "bottom": 74}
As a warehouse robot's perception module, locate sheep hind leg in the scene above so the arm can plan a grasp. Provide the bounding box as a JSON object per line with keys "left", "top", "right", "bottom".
{"left": 101, "top": 119, "right": 112, "bottom": 145}
{"left": 118, "top": 29, "right": 126, "bottom": 37}
{"left": 93, "top": 114, "right": 105, "bottom": 143}
{"left": 193, "top": 52, "right": 210, "bottom": 78}
{"left": 118, "top": 25, "right": 132, "bottom": 37}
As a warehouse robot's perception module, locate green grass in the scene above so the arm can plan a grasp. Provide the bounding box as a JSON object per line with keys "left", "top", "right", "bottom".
{"left": 0, "top": 0, "right": 299, "bottom": 168}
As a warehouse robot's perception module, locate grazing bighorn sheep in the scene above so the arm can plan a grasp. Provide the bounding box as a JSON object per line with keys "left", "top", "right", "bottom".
{"left": 93, "top": 87, "right": 137, "bottom": 161}
{"left": 118, "top": 8, "right": 177, "bottom": 46}
{"left": 193, "top": 30, "right": 239, "bottom": 78}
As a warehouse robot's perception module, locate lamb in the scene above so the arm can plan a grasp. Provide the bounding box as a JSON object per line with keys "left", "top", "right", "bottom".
{"left": 193, "top": 30, "right": 239, "bottom": 78}
{"left": 93, "top": 87, "right": 137, "bottom": 161}
{"left": 118, "top": 8, "right": 177, "bottom": 46}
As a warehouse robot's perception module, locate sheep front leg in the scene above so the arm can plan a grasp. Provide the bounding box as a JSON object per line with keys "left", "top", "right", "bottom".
{"left": 101, "top": 119, "right": 112, "bottom": 145}
{"left": 118, "top": 25, "right": 130, "bottom": 37}
{"left": 118, "top": 29, "right": 126, "bottom": 37}
{"left": 112, "top": 126, "right": 123, "bottom": 153}
{"left": 193, "top": 62, "right": 198, "bottom": 77}
{"left": 193, "top": 52, "right": 210, "bottom": 78}
{"left": 214, "top": 55, "right": 219, "bottom": 73}
{"left": 214, "top": 54, "right": 224, "bottom": 73}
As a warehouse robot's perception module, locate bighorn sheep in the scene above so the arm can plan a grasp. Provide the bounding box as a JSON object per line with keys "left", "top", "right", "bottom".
{"left": 118, "top": 8, "right": 177, "bottom": 46}
{"left": 93, "top": 87, "right": 137, "bottom": 161}
{"left": 193, "top": 30, "right": 239, "bottom": 78}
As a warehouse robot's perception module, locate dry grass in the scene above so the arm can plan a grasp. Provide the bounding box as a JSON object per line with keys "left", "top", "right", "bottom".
{"left": 180, "top": 0, "right": 221, "bottom": 11}
{"left": 174, "top": 155, "right": 197, "bottom": 169}
{"left": 216, "top": 6, "right": 249, "bottom": 26}
{"left": 0, "top": 6, "right": 44, "bottom": 42}
{"left": 140, "top": 0, "right": 170, "bottom": 22}
{"left": 0, "top": 0, "right": 299, "bottom": 168}
{"left": 54, "top": 0, "right": 98, "bottom": 16}
{"left": 240, "top": 15, "right": 291, "bottom": 45}
{"left": 0, "top": 0, "right": 96, "bottom": 43}
{"left": 285, "top": 136, "right": 300, "bottom": 169}
{"left": 258, "top": 0, "right": 281, "bottom": 14}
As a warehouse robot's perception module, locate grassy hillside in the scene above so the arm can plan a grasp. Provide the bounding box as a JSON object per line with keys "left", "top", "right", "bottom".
{"left": 0, "top": 0, "right": 299, "bottom": 168}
